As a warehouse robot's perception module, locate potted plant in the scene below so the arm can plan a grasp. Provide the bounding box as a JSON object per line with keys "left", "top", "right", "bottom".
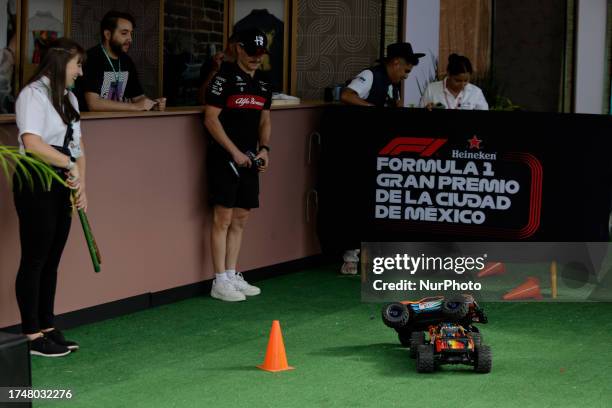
{"left": 472, "top": 70, "right": 521, "bottom": 111}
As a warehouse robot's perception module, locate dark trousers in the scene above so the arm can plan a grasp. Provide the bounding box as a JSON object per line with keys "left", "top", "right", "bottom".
{"left": 13, "top": 176, "right": 72, "bottom": 334}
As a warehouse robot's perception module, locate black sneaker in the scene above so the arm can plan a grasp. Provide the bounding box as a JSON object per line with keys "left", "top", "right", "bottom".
{"left": 45, "top": 329, "right": 79, "bottom": 351}
{"left": 30, "top": 336, "right": 71, "bottom": 357}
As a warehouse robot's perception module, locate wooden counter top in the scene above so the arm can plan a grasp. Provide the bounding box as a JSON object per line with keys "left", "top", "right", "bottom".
{"left": 0, "top": 101, "right": 334, "bottom": 124}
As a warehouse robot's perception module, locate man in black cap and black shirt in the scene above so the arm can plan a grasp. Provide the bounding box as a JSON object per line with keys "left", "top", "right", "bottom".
{"left": 341, "top": 42, "right": 425, "bottom": 108}
{"left": 338, "top": 42, "right": 424, "bottom": 275}
{"left": 204, "top": 28, "right": 272, "bottom": 302}
{"left": 198, "top": 32, "right": 269, "bottom": 104}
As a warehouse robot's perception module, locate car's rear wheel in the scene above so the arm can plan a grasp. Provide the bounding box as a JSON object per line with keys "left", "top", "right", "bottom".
{"left": 381, "top": 302, "right": 410, "bottom": 329}
{"left": 442, "top": 295, "right": 469, "bottom": 320}
{"left": 409, "top": 331, "right": 426, "bottom": 358}
{"left": 474, "top": 345, "right": 492, "bottom": 373}
{"left": 416, "top": 344, "right": 435, "bottom": 373}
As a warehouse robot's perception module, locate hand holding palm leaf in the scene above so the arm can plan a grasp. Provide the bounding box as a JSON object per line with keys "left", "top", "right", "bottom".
{"left": 1, "top": 144, "right": 102, "bottom": 272}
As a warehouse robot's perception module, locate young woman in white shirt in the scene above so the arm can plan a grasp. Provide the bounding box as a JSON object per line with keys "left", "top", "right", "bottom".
{"left": 420, "top": 54, "right": 489, "bottom": 111}
{"left": 14, "top": 38, "right": 86, "bottom": 357}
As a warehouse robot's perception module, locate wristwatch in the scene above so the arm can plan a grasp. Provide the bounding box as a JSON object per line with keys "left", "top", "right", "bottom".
{"left": 259, "top": 145, "right": 270, "bottom": 153}
{"left": 66, "top": 156, "right": 76, "bottom": 170}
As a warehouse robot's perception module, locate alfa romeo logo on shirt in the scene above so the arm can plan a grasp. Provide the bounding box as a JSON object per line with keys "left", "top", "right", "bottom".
{"left": 227, "top": 94, "right": 266, "bottom": 109}
{"left": 235, "top": 97, "right": 263, "bottom": 107}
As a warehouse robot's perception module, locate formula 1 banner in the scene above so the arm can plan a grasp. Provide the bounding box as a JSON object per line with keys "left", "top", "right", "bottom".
{"left": 374, "top": 136, "right": 540, "bottom": 239}
{"left": 316, "top": 106, "right": 612, "bottom": 254}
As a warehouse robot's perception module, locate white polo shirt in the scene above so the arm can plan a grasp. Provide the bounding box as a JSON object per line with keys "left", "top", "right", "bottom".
{"left": 420, "top": 78, "right": 489, "bottom": 110}
{"left": 346, "top": 69, "right": 395, "bottom": 101}
{"left": 15, "top": 76, "right": 83, "bottom": 157}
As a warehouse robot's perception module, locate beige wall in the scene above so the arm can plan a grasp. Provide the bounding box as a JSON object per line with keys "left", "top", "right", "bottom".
{"left": 0, "top": 108, "right": 322, "bottom": 328}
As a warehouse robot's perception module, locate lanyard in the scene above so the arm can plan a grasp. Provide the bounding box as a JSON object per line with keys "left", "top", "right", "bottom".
{"left": 100, "top": 44, "right": 121, "bottom": 82}
{"left": 443, "top": 78, "right": 463, "bottom": 109}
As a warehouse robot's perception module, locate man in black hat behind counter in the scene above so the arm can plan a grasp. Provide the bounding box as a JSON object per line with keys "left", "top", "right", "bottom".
{"left": 340, "top": 42, "right": 425, "bottom": 108}
{"left": 337, "top": 42, "right": 424, "bottom": 275}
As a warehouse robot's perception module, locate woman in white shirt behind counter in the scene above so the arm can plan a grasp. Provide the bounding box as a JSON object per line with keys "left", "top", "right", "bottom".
{"left": 14, "top": 38, "right": 87, "bottom": 357}
{"left": 420, "top": 54, "right": 489, "bottom": 111}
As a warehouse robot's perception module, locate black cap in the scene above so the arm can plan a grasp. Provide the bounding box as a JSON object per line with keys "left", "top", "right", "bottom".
{"left": 386, "top": 42, "right": 425, "bottom": 65}
{"left": 235, "top": 28, "right": 269, "bottom": 57}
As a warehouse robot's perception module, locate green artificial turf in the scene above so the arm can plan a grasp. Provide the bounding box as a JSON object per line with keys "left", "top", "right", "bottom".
{"left": 30, "top": 266, "right": 612, "bottom": 408}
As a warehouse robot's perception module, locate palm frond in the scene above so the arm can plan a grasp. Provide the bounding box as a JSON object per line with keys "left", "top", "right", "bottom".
{"left": 0, "top": 145, "right": 67, "bottom": 191}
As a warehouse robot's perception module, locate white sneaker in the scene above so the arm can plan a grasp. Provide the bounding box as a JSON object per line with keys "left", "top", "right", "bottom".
{"left": 341, "top": 249, "right": 360, "bottom": 275}
{"left": 340, "top": 261, "right": 358, "bottom": 275}
{"left": 231, "top": 272, "right": 261, "bottom": 296}
{"left": 211, "top": 279, "right": 246, "bottom": 302}
{"left": 343, "top": 249, "right": 360, "bottom": 263}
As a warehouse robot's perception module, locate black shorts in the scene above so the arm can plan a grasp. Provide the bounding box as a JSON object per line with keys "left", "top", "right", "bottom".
{"left": 207, "top": 155, "right": 260, "bottom": 209}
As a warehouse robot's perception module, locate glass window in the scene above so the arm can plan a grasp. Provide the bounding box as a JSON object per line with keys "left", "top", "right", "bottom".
{"left": 1, "top": 0, "right": 18, "bottom": 113}
{"left": 229, "top": 0, "right": 289, "bottom": 93}
{"left": 163, "top": 0, "right": 224, "bottom": 107}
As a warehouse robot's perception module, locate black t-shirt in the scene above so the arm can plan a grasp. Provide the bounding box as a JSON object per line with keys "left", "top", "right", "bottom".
{"left": 77, "top": 45, "right": 144, "bottom": 110}
{"left": 206, "top": 63, "right": 272, "bottom": 158}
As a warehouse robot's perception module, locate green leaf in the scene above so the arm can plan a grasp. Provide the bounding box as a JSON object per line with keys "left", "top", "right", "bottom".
{"left": 0, "top": 145, "right": 67, "bottom": 191}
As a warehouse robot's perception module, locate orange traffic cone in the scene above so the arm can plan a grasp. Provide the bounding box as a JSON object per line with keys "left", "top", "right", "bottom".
{"left": 477, "top": 262, "right": 506, "bottom": 278}
{"left": 503, "top": 276, "right": 543, "bottom": 300}
{"left": 257, "top": 320, "right": 294, "bottom": 372}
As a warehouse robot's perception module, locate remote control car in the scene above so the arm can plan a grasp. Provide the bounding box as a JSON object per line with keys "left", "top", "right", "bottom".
{"left": 414, "top": 323, "right": 492, "bottom": 373}
{"left": 381, "top": 294, "right": 487, "bottom": 347}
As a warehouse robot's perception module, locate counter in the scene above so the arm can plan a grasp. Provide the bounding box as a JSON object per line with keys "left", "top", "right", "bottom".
{"left": 0, "top": 104, "right": 325, "bottom": 329}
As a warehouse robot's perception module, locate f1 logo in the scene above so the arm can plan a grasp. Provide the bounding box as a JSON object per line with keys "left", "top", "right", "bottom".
{"left": 255, "top": 36, "right": 264, "bottom": 46}
{"left": 379, "top": 137, "right": 447, "bottom": 157}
